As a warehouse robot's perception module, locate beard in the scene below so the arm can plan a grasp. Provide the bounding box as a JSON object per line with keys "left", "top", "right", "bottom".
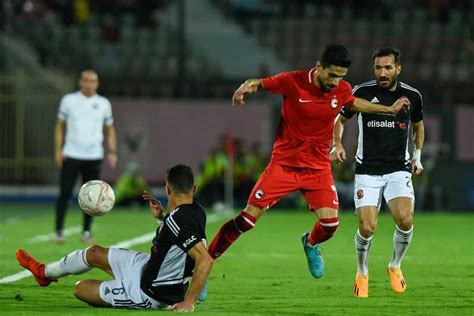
{"left": 377, "top": 76, "right": 397, "bottom": 90}
{"left": 318, "top": 77, "right": 334, "bottom": 92}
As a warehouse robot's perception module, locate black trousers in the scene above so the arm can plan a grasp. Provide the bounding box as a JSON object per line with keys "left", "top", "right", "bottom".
{"left": 55, "top": 158, "right": 102, "bottom": 234}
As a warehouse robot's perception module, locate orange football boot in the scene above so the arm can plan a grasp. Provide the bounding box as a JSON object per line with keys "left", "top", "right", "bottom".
{"left": 16, "top": 249, "right": 57, "bottom": 287}
{"left": 387, "top": 267, "right": 406, "bottom": 293}
{"left": 353, "top": 273, "right": 369, "bottom": 298}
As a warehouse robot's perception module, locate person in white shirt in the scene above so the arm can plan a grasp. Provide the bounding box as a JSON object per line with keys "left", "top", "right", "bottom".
{"left": 54, "top": 70, "right": 117, "bottom": 243}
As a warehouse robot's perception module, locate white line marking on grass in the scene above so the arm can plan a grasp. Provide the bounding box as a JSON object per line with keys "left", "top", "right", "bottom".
{"left": 0, "top": 270, "right": 33, "bottom": 284}
{"left": 27, "top": 226, "right": 82, "bottom": 243}
{"left": 0, "top": 212, "right": 230, "bottom": 284}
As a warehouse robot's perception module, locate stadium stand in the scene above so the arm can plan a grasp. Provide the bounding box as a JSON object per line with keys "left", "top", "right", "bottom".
{"left": 1, "top": 0, "right": 472, "bottom": 99}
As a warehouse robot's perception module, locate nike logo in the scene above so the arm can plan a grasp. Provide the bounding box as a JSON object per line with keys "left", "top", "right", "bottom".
{"left": 332, "top": 200, "right": 339, "bottom": 205}
{"left": 299, "top": 98, "right": 313, "bottom": 103}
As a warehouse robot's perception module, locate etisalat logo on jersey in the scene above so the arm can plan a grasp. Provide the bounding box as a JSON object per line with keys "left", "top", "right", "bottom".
{"left": 366, "top": 120, "right": 407, "bottom": 129}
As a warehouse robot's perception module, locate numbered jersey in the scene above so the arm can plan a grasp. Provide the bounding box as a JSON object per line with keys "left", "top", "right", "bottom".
{"left": 140, "top": 202, "right": 206, "bottom": 305}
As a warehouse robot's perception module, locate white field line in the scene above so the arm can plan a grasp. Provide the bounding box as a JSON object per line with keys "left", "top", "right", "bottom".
{"left": 27, "top": 226, "right": 82, "bottom": 243}
{"left": 0, "top": 212, "right": 230, "bottom": 284}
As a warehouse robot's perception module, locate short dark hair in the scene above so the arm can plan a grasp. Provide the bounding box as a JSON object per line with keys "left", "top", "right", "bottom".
{"left": 372, "top": 48, "right": 401, "bottom": 65}
{"left": 80, "top": 69, "right": 98, "bottom": 79}
{"left": 321, "top": 44, "right": 351, "bottom": 68}
{"left": 167, "top": 164, "right": 194, "bottom": 194}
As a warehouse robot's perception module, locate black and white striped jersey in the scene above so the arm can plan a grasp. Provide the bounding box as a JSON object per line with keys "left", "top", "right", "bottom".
{"left": 340, "top": 80, "right": 423, "bottom": 175}
{"left": 140, "top": 202, "right": 206, "bottom": 305}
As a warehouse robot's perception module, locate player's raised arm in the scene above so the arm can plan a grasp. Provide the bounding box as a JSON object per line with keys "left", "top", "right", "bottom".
{"left": 232, "top": 79, "right": 264, "bottom": 106}
{"left": 168, "top": 241, "right": 214, "bottom": 312}
{"left": 350, "top": 96, "right": 410, "bottom": 114}
{"left": 331, "top": 114, "right": 348, "bottom": 163}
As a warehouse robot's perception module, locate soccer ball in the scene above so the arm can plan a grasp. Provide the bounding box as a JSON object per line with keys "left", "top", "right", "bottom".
{"left": 78, "top": 180, "right": 115, "bottom": 216}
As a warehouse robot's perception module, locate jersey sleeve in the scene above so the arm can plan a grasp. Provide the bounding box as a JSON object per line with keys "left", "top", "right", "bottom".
{"left": 104, "top": 99, "right": 114, "bottom": 126}
{"left": 261, "top": 71, "right": 293, "bottom": 96}
{"left": 339, "top": 106, "right": 356, "bottom": 119}
{"left": 410, "top": 91, "right": 423, "bottom": 123}
{"left": 167, "top": 210, "right": 204, "bottom": 253}
{"left": 57, "top": 96, "right": 68, "bottom": 121}
{"left": 339, "top": 82, "right": 357, "bottom": 119}
{"left": 343, "top": 83, "right": 356, "bottom": 107}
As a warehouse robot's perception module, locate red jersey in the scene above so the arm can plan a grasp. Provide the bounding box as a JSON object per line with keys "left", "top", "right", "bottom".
{"left": 262, "top": 68, "right": 355, "bottom": 170}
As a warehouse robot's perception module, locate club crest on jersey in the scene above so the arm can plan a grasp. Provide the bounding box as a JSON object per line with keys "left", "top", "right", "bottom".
{"left": 255, "top": 189, "right": 265, "bottom": 199}
{"left": 356, "top": 189, "right": 364, "bottom": 199}
{"left": 92, "top": 103, "right": 99, "bottom": 109}
{"left": 397, "top": 121, "right": 407, "bottom": 129}
{"left": 331, "top": 96, "right": 338, "bottom": 108}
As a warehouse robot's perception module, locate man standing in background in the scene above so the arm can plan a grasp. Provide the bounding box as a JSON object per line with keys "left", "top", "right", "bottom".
{"left": 54, "top": 69, "right": 117, "bottom": 244}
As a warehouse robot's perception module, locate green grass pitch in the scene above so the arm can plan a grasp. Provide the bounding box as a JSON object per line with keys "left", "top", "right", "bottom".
{"left": 0, "top": 204, "right": 473, "bottom": 315}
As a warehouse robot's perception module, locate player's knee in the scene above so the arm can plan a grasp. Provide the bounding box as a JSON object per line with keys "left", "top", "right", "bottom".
{"left": 85, "top": 245, "right": 108, "bottom": 267}
{"left": 396, "top": 217, "right": 413, "bottom": 231}
{"left": 359, "top": 220, "right": 376, "bottom": 236}
{"left": 74, "top": 280, "right": 88, "bottom": 301}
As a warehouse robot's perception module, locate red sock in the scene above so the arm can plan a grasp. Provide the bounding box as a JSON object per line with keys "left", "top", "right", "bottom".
{"left": 208, "top": 211, "right": 256, "bottom": 259}
{"left": 308, "top": 217, "right": 339, "bottom": 246}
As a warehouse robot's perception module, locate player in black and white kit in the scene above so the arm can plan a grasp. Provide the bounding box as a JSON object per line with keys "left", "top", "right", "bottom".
{"left": 16, "top": 164, "right": 213, "bottom": 312}
{"left": 332, "top": 48, "right": 425, "bottom": 298}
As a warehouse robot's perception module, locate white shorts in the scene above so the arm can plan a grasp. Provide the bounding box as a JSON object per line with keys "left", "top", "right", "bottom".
{"left": 99, "top": 248, "right": 164, "bottom": 309}
{"left": 354, "top": 171, "right": 414, "bottom": 210}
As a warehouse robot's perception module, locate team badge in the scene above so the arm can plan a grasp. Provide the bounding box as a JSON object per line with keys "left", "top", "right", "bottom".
{"left": 356, "top": 189, "right": 364, "bottom": 199}
{"left": 92, "top": 103, "right": 99, "bottom": 109}
{"left": 255, "top": 189, "right": 265, "bottom": 199}
{"left": 331, "top": 96, "right": 338, "bottom": 108}
{"left": 398, "top": 121, "right": 407, "bottom": 129}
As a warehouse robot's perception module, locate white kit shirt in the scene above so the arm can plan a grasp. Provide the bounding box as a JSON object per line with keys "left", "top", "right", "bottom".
{"left": 58, "top": 91, "right": 113, "bottom": 160}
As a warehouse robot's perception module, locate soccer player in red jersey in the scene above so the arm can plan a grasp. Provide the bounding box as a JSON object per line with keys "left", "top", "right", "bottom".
{"left": 208, "top": 45, "right": 410, "bottom": 278}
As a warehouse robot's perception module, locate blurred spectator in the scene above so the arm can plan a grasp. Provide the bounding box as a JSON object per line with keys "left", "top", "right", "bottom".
{"left": 114, "top": 162, "right": 148, "bottom": 207}
{"left": 195, "top": 147, "right": 228, "bottom": 208}
{"left": 74, "top": 0, "right": 90, "bottom": 23}
{"left": 196, "top": 138, "right": 266, "bottom": 209}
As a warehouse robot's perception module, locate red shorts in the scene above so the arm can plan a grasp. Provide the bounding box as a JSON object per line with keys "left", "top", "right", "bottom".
{"left": 247, "top": 163, "right": 339, "bottom": 211}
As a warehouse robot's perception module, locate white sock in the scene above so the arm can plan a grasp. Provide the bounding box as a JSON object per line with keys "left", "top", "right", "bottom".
{"left": 355, "top": 230, "right": 373, "bottom": 275}
{"left": 45, "top": 248, "right": 91, "bottom": 278}
{"left": 389, "top": 225, "right": 413, "bottom": 269}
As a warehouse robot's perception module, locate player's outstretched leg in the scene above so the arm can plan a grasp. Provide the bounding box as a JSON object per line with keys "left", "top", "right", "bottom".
{"left": 16, "top": 246, "right": 108, "bottom": 287}
{"left": 302, "top": 216, "right": 339, "bottom": 278}
{"left": 208, "top": 208, "right": 258, "bottom": 259}
{"left": 16, "top": 249, "right": 57, "bottom": 287}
